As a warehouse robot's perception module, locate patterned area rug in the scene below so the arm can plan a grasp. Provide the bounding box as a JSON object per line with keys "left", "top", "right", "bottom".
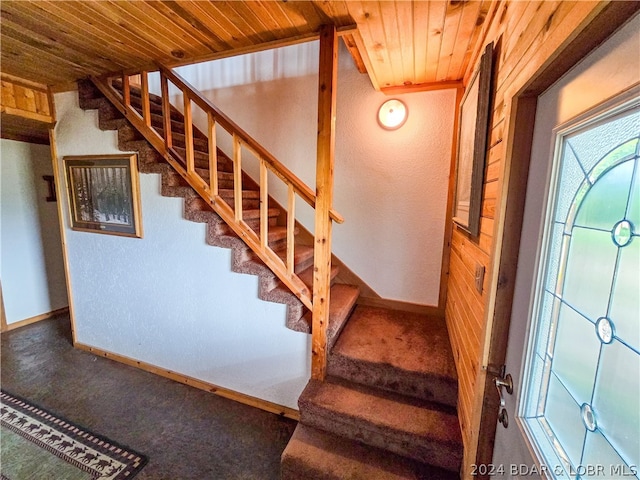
{"left": 1, "top": 390, "right": 147, "bottom": 479}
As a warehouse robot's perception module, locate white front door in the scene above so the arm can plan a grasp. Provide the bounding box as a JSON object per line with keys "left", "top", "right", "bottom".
{"left": 492, "top": 15, "right": 640, "bottom": 479}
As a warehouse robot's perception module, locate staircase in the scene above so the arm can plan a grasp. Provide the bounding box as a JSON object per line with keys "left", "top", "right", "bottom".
{"left": 283, "top": 307, "right": 461, "bottom": 479}
{"left": 77, "top": 72, "right": 462, "bottom": 479}
{"left": 77, "top": 78, "right": 359, "bottom": 338}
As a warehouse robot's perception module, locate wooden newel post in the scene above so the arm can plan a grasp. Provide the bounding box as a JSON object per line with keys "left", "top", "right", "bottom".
{"left": 311, "top": 24, "right": 338, "bottom": 381}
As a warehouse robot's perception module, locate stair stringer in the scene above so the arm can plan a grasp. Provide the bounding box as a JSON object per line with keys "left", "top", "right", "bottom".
{"left": 77, "top": 80, "right": 310, "bottom": 333}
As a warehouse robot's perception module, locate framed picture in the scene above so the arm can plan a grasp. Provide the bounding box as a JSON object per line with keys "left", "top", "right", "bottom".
{"left": 64, "top": 154, "right": 143, "bottom": 238}
{"left": 453, "top": 42, "right": 494, "bottom": 237}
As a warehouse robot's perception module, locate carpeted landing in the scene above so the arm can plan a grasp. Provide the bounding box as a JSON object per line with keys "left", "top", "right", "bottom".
{"left": 282, "top": 305, "right": 462, "bottom": 479}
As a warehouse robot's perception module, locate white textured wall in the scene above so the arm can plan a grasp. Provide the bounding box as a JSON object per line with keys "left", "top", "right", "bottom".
{"left": 1, "top": 139, "right": 68, "bottom": 323}
{"left": 168, "top": 42, "right": 456, "bottom": 305}
{"left": 54, "top": 92, "right": 310, "bottom": 409}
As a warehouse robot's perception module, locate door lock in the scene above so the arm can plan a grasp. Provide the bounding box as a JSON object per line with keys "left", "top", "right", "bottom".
{"left": 493, "top": 365, "right": 513, "bottom": 428}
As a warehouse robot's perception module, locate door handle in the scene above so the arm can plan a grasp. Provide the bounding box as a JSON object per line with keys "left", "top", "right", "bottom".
{"left": 495, "top": 373, "right": 513, "bottom": 408}
{"left": 493, "top": 367, "right": 513, "bottom": 428}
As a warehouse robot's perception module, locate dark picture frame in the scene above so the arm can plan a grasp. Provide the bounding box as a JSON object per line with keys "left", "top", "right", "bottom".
{"left": 453, "top": 42, "right": 494, "bottom": 237}
{"left": 64, "top": 154, "right": 143, "bottom": 238}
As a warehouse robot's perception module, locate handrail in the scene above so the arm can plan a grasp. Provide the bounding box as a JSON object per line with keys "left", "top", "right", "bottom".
{"left": 90, "top": 67, "right": 345, "bottom": 314}
{"left": 159, "top": 66, "right": 344, "bottom": 224}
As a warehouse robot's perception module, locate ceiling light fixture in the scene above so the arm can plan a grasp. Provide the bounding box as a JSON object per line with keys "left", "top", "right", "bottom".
{"left": 377, "top": 99, "right": 408, "bottom": 130}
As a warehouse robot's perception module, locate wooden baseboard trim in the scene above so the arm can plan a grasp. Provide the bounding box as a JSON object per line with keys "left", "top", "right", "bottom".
{"left": 357, "top": 296, "right": 444, "bottom": 317}
{"left": 74, "top": 342, "right": 301, "bottom": 421}
{"left": 1, "top": 307, "right": 69, "bottom": 333}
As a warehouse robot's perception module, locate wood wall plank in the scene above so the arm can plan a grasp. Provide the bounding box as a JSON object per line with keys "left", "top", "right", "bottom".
{"left": 424, "top": 1, "right": 447, "bottom": 83}
{"left": 435, "top": 2, "right": 464, "bottom": 81}
{"left": 412, "top": 1, "right": 431, "bottom": 85}
{"left": 445, "top": 1, "right": 482, "bottom": 81}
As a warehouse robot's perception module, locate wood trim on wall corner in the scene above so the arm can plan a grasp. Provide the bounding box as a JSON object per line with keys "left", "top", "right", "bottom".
{"left": 74, "top": 342, "right": 300, "bottom": 421}
{"left": 1, "top": 307, "right": 70, "bottom": 333}
{"left": 49, "top": 126, "right": 78, "bottom": 345}
{"left": 440, "top": 86, "right": 465, "bottom": 313}
{"left": 381, "top": 81, "right": 463, "bottom": 96}
{"left": 0, "top": 281, "right": 7, "bottom": 332}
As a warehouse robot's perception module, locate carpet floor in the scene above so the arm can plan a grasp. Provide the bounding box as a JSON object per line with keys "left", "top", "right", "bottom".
{"left": 0, "top": 313, "right": 296, "bottom": 480}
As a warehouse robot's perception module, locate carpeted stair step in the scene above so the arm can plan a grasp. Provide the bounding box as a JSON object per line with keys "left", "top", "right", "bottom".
{"left": 297, "top": 264, "right": 339, "bottom": 291}
{"left": 153, "top": 127, "right": 210, "bottom": 153}
{"left": 77, "top": 79, "right": 110, "bottom": 110}
{"left": 257, "top": 264, "right": 341, "bottom": 334}
{"left": 302, "top": 283, "right": 360, "bottom": 349}
{"left": 162, "top": 169, "right": 239, "bottom": 193}
{"left": 245, "top": 244, "right": 315, "bottom": 275}
{"left": 172, "top": 146, "right": 234, "bottom": 171}
{"left": 328, "top": 306, "right": 458, "bottom": 407}
{"left": 298, "top": 378, "right": 462, "bottom": 472}
{"left": 218, "top": 187, "right": 260, "bottom": 207}
{"left": 185, "top": 168, "right": 236, "bottom": 190}
{"left": 281, "top": 424, "right": 457, "bottom": 480}
{"left": 186, "top": 195, "right": 281, "bottom": 225}
{"left": 111, "top": 80, "right": 186, "bottom": 123}
{"left": 213, "top": 225, "right": 296, "bottom": 251}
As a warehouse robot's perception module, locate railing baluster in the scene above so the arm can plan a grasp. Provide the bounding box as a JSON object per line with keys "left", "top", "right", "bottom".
{"left": 122, "top": 73, "right": 130, "bottom": 108}
{"left": 260, "top": 158, "right": 269, "bottom": 250}
{"left": 183, "top": 93, "right": 194, "bottom": 176}
{"left": 93, "top": 67, "right": 334, "bottom": 311}
{"left": 160, "top": 74, "right": 173, "bottom": 150}
{"left": 233, "top": 134, "right": 243, "bottom": 222}
{"left": 208, "top": 112, "right": 218, "bottom": 196}
{"left": 140, "top": 71, "right": 151, "bottom": 127}
{"left": 287, "top": 183, "right": 296, "bottom": 275}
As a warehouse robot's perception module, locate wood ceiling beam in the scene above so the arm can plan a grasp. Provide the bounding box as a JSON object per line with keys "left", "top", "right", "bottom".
{"left": 165, "top": 24, "right": 358, "bottom": 70}
{"left": 381, "top": 80, "right": 463, "bottom": 95}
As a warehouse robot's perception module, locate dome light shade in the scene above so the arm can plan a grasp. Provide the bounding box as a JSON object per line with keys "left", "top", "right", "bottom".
{"left": 377, "top": 99, "right": 408, "bottom": 130}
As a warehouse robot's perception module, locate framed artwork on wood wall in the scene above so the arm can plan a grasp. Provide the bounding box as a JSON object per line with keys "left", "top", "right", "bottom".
{"left": 453, "top": 42, "right": 495, "bottom": 237}
{"left": 63, "top": 154, "right": 143, "bottom": 238}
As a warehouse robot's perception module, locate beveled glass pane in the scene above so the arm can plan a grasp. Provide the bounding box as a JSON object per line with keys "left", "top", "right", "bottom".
{"left": 589, "top": 138, "right": 638, "bottom": 183}
{"left": 535, "top": 291, "right": 555, "bottom": 359}
{"left": 574, "top": 159, "right": 634, "bottom": 231}
{"left": 627, "top": 162, "right": 640, "bottom": 227}
{"left": 545, "top": 223, "right": 565, "bottom": 293}
{"left": 610, "top": 239, "right": 640, "bottom": 351}
{"left": 581, "top": 430, "right": 636, "bottom": 479}
{"left": 524, "top": 353, "right": 545, "bottom": 417}
{"left": 563, "top": 227, "right": 618, "bottom": 321}
{"left": 596, "top": 317, "right": 614, "bottom": 344}
{"left": 552, "top": 304, "right": 600, "bottom": 404}
{"left": 545, "top": 374, "right": 586, "bottom": 468}
{"left": 580, "top": 403, "right": 598, "bottom": 431}
{"left": 568, "top": 111, "right": 640, "bottom": 175}
{"left": 592, "top": 340, "right": 640, "bottom": 468}
{"left": 555, "top": 147, "right": 586, "bottom": 223}
{"left": 612, "top": 220, "right": 633, "bottom": 247}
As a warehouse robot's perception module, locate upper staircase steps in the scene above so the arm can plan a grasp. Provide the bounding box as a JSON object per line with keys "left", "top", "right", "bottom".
{"left": 77, "top": 78, "right": 360, "bottom": 342}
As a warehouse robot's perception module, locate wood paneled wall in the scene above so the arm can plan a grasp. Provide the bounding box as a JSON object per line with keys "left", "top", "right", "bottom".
{"left": 1, "top": 74, "right": 54, "bottom": 144}
{"left": 1, "top": 74, "right": 52, "bottom": 121}
{"left": 444, "top": 1, "right": 620, "bottom": 476}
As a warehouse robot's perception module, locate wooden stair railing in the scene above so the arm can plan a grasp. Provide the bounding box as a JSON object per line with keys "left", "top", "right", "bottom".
{"left": 90, "top": 64, "right": 343, "bottom": 372}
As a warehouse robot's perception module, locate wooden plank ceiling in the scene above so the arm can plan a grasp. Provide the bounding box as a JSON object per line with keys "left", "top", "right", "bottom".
{"left": 1, "top": 1, "right": 493, "bottom": 93}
